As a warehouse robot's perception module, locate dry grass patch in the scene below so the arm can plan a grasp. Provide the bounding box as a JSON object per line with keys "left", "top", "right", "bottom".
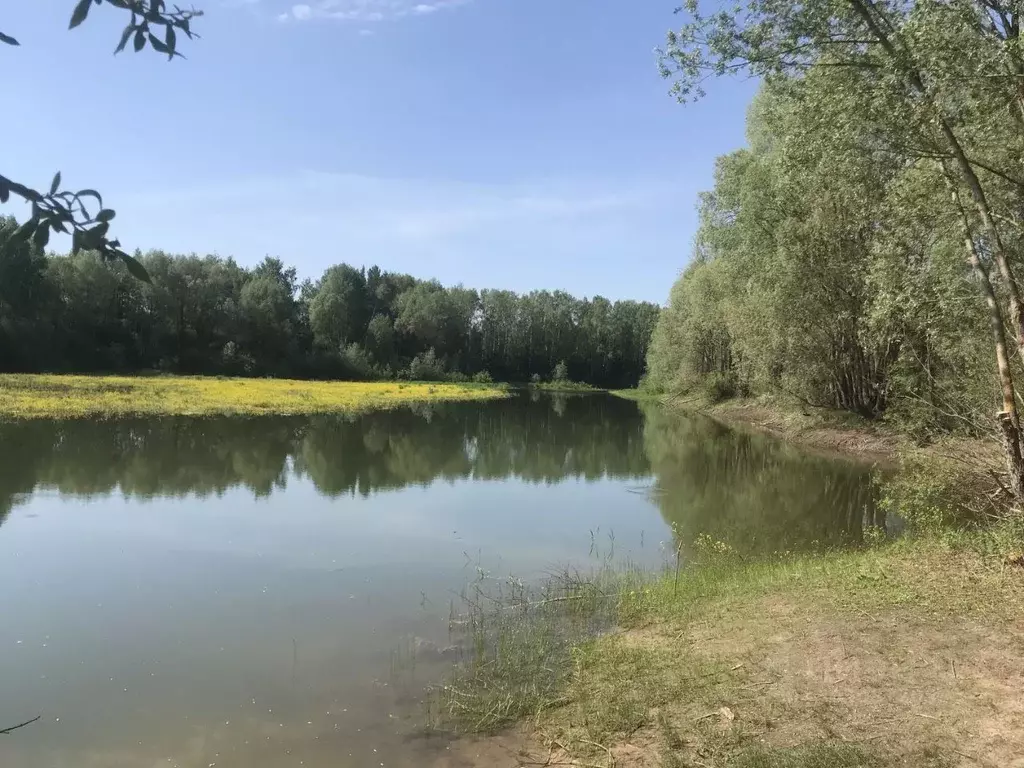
{"left": 492, "top": 535, "right": 1024, "bottom": 768}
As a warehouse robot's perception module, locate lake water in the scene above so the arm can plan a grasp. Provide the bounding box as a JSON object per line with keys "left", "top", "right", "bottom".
{"left": 0, "top": 393, "right": 887, "bottom": 767}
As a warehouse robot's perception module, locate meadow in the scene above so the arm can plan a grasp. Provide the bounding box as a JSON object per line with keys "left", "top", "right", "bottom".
{"left": 0, "top": 374, "right": 507, "bottom": 419}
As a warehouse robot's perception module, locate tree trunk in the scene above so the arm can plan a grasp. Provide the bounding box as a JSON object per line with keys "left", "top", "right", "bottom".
{"left": 849, "top": 0, "right": 1024, "bottom": 361}
{"left": 955, "top": 189, "right": 1024, "bottom": 504}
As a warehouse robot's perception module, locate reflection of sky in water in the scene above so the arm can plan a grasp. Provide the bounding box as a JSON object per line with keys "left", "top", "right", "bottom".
{"left": 0, "top": 396, "right": 878, "bottom": 768}
{"left": 0, "top": 397, "right": 667, "bottom": 768}
{"left": 1, "top": 474, "right": 663, "bottom": 576}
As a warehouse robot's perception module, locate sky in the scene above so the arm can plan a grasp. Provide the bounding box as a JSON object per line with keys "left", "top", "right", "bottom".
{"left": 1, "top": 0, "right": 756, "bottom": 303}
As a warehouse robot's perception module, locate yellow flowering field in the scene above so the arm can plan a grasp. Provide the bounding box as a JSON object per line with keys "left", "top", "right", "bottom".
{"left": 0, "top": 374, "right": 507, "bottom": 420}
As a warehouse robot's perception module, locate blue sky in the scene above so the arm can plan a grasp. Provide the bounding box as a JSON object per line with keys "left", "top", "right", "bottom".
{"left": 2, "top": 0, "right": 756, "bottom": 303}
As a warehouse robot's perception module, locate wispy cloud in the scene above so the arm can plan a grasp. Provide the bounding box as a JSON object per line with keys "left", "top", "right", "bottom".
{"left": 112, "top": 170, "right": 689, "bottom": 300}
{"left": 276, "top": 0, "right": 471, "bottom": 23}
{"left": 129, "top": 171, "right": 650, "bottom": 244}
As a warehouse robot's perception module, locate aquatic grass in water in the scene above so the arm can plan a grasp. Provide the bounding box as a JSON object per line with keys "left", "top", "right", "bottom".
{"left": 429, "top": 522, "right": 1024, "bottom": 766}
{"left": 427, "top": 559, "right": 653, "bottom": 735}
{"left": 0, "top": 374, "right": 507, "bottom": 419}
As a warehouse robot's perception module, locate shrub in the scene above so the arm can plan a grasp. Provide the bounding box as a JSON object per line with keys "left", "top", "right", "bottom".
{"left": 472, "top": 370, "right": 494, "bottom": 384}
{"left": 408, "top": 348, "right": 446, "bottom": 381}
{"left": 703, "top": 372, "right": 738, "bottom": 403}
{"left": 340, "top": 343, "right": 376, "bottom": 380}
{"left": 552, "top": 360, "right": 569, "bottom": 383}
{"left": 221, "top": 341, "right": 255, "bottom": 376}
{"left": 879, "top": 450, "right": 989, "bottom": 531}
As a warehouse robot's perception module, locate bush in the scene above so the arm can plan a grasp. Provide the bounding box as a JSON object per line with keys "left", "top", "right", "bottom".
{"left": 446, "top": 371, "right": 469, "bottom": 383}
{"left": 408, "top": 348, "right": 446, "bottom": 381}
{"left": 221, "top": 341, "right": 255, "bottom": 376}
{"left": 530, "top": 373, "right": 542, "bottom": 385}
{"left": 340, "top": 343, "right": 377, "bottom": 380}
{"left": 552, "top": 360, "right": 569, "bottom": 383}
{"left": 472, "top": 370, "right": 494, "bottom": 384}
{"left": 879, "top": 451, "right": 989, "bottom": 531}
{"left": 703, "top": 372, "right": 738, "bottom": 403}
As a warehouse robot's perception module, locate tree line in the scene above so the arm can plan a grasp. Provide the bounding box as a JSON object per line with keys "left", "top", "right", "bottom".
{"left": 0, "top": 218, "right": 659, "bottom": 388}
{"left": 646, "top": 0, "right": 1024, "bottom": 502}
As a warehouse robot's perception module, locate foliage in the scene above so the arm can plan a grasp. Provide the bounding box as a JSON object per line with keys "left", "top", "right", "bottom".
{"left": 339, "top": 343, "right": 378, "bottom": 380}
{"left": 878, "top": 448, "right": 1004, "bottom": 531}
{"left": 649, "top": 0, "right": 1024, "bottom": 499}
{"left": 407, "top": 348, "right": 445, "bottom": 381}
{"left": 1, "top": 2, "right": 203, "bottom": 278}
{"left": 552, "top": 359, "right": 569, "bottom": 383}
{"left": 703, "top": 371, "right": 738, "bottom": 404}
{"left": 531, "top": 380, "right": 599, "bottom": 392}
{"left": 648, "top": 35, "right": 1012, "bottom": 427}
{"left": 0, "top": 224, "right": 658, "bottom": 388}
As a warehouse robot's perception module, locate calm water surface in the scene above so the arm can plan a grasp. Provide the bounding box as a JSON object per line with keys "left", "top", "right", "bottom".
{"left": 0, "top": 393, "right": 886, "bottom": 767}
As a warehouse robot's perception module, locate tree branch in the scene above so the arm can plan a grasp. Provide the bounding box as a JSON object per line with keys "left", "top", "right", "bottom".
{"left": 0, "top": 716, "right": 41, "bottom": 736}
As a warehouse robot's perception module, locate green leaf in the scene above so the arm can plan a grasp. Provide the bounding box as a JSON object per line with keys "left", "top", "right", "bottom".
{"left": 115, "top": 24, "right": 134, "bottom": 54}
{"left": 148, "top": 33, "right": 169, "bottom": 54}
{"left": 71, "top": 230, "right": 82, "bottom": 254}
{"left": 120, "top": 253, "right": 152, "bottom": 284}
{"left": 0, "top": 31, "right": 19, "bottom": 46}
{"left": 12, "top": 219, "right": 36, "bottom": 243}
{"left": 34, "top": 221, "right": 50, "bottom": 248}
{"left": 166, "top": 26, "right": 176, "bottom": 57}
{"left": 134, "top": 29, "right": 146, "bottom": 52}
{"left": 69, "top": 0, "right": 92, "bottom": 29}
{"left": 77, "top": 189, "right": 103, "bottom": 207}
{"left": 91, "top": 221, "right": 110, "bottom": 242}
{"left": 0, "top": 180, "right": 9, "bottom": 204}
{"left": 75, "top": 222, "right": 109, "bottom": 252}
{"left": 96, "top": 208, "right": 116, "bottom": 223}
{"left": 50, "top": 171, "right": 61, "bottom": 195}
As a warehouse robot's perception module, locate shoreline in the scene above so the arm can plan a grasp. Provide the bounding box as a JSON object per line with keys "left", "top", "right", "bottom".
{"left": 437, "top": 528, "right": 1024, "bottom": 768}
{"left": 613, "top": 390, "right": 904, "bottom": 462}
{"left": 613, "top": 390, "right": 1006, "bottom": 476}
{"left": 437, "top": 393, "right": 1023, "bottom": 767}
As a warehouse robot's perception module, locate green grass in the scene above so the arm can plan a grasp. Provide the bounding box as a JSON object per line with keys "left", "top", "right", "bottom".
{"left": 427, "top": 566, "right": 627, "bottom": 734}
{"left": 431, "top": 523, "right": 1024, "bottom": 766}
{"left": 529, "top": 380, "right": 603, "bottom": 393}
{"left": 731, "top": 743, "right": 880, "bottom": 768}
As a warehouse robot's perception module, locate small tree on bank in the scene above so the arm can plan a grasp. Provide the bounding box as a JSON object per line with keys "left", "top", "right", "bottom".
{"left": 552, "top": 360, "right": 569, "bottom": 383}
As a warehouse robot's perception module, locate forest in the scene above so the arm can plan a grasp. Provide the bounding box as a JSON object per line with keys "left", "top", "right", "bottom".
{"left": 0, "top": 217, "right": 659, "bottom": 389}
{"left": 646, "top": 0, "right": 1024, "bottom": 499}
